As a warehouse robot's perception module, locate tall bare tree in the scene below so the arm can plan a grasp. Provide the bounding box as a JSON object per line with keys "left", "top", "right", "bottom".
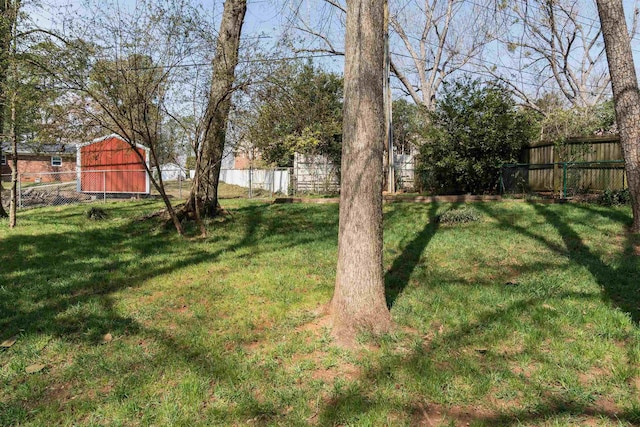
{"left": 331, "top": 0, "right": 391, "bottom": 345}
{"left": 42, "top": 0, "right": 211, "bottom": 235}
{"left": 286, "top": 0, "right": 496, "bottom": 111}
{"left": 492, "top": 0, "right": 637, "bottom": 111}
{"left": 389, "top": 0, "right": 496, "bottom": 110}
{"left": 0, "top": 0, "right": 11, "bottom": 218}
{"left": 6, "top": 0, "right": 17, "bottom": 227}
{"left": 595, "top": 0, "right": 640, "bottom": 232}
{"left": 188, "top": 0, "right": 247, "bottom": 218}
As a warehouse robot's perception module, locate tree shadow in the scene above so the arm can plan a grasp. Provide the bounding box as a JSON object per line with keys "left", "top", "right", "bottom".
{"left": 1, "top": 201, "right": 342, "bottom": 424}
{"left": 530, "top": 203, "right": 640, "bottom": 324}
{"left": 384, "top": 202, "right": 441, "bottom": 308}
{"left": 312, "top": 202, "right": 639, "bottom": 426}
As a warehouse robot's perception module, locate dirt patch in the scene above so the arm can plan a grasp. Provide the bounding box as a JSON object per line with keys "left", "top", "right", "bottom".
{"left": 577, "top": 365, "right": 609, "bottom": 387}
{"left": 295, "top": 313, "right": 332, "bottom": 336}
{"left": 591, "top": 396, "right": 621, "bottom": 415}
{"left": 311, "top": 362, "right": 360, "bottom": 383}
{"left": 633, "top": 244, "right": 640, "bottom": 256}
{"left": 243, "top": 341, "right": 262, "bottom": 352}
{"left": 510, "top": 362, "right": 538, "bottom": 379}
{"left": 291, "top": 349, "right": 327, "bottom": 365}
{"left": 412, "top": 402, "right": 498, "bottom": 427}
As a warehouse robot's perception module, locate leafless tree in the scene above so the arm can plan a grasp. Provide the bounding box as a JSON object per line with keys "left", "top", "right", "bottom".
{"left": 0, "top": 0, "right": 13, "bottom": 219}
{"left": 42, "top": 0, "right": 212, "bottom": 235}
{"left": 389, "top": 0, "right": 497, "bottom": 110}
{"left": 285, "top": 0, "right": 497, "bottom": 111}
{"left": 490, "top": 0, "right": 638, "bottom": 112}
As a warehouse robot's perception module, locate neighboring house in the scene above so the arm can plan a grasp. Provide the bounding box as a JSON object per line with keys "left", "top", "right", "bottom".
{"left": 77, "top": 134, "right": 150, "bottom": 195}
{"left": 0, "top": 143, "right": 76, "bottom": 183}
{"left": 232, "top": 143, "right": 262, "bottom": 170}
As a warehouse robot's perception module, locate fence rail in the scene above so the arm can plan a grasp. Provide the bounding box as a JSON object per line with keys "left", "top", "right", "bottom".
{"left": 501, "top": 161, "right": 626, "bottom": 198}
{"left": 1, "top": 164, "right": 420, "bottom": 211}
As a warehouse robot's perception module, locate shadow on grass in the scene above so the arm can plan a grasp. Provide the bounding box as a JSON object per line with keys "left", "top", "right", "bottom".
{"left": 474, "top": 202, "right": 640, "bottom": 324}
{"left": 384, "top": 202, "right": 440, "bottom": 308}
{"left": 314, "top": 201, "right": 640, "bottom": 426}
{"left": 0, "top": 202, "right": 340, "bottom": 424}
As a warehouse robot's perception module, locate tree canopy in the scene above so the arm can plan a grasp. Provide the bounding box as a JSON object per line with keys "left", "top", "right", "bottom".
{"left": 249, "top": 61, "right": 343, "bottom": 167}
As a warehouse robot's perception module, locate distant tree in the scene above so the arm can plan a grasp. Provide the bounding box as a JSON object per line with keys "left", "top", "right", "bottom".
{"left": 249, "top": 61, "right": 343, "bottom": 167}
{"left": 331, "top": 0, "right": 391, "bottom": 345}
{"left": 533, "top": 94, "right": 616, "bottom": 143}
{"left": 3, "top": 0, "right": 18, "bottom": 227}
{"left": 595, "top": 0, "right": 640, "bottom": 232}
{"left": 417, "top": 78, "right": 535, "bottom": 194}
{"left": 492, "top": 0, "right": 616, "bottom": 111}
{"left": 392, "top": 99, "right": 425, "bottom": 154}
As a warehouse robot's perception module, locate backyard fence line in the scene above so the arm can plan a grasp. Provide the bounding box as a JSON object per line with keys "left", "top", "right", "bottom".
{"left": 2, "top": 164, "right": 420, "bottom": 211}
{"left": 500, "top": 160, "right": 626, "bottom": 198}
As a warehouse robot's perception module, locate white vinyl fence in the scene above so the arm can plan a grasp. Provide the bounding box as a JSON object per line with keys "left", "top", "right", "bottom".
{"left": 219, "top": 168, "right": 290, "bottom": 195}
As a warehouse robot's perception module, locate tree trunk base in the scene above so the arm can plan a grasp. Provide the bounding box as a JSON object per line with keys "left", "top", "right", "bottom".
{"left": 329, "top": 298, "right": 392, "bottom": 348}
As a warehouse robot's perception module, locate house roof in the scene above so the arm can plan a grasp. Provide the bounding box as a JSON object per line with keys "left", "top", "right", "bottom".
{"left": 1, "top": 142, "right": 76, "bottom": 155}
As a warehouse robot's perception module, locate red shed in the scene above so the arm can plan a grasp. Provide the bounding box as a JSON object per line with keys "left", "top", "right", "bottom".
{"left": 77, "top": 134, "right": 150, "bottom": 194}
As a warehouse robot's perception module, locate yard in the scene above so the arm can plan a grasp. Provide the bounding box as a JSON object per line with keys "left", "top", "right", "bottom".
{"left": 1, "top": 200, "right": 639, "bottom": 426}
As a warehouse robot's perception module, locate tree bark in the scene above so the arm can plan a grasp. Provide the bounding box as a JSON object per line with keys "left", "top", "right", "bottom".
{"left": 189, "top": 0, "right": 246, "bottom": 217}
{"left": 0, "top": 0, "right": 13, "bottom": 219}
{"left": 7, "top": 0, "right": 17, "bottom": 228}
{"left": 330, "top": 0, "right": 391, "bottom": 345}
{"left": 595, "top": 0, "right": 640, "bottom": 232}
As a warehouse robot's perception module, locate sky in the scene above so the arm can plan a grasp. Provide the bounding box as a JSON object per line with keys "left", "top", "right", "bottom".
{"left": 25, "top": 0, "right": 640, "bottom": 103}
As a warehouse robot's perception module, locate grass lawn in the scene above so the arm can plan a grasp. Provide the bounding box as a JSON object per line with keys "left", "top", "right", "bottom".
{"left": 1, "top": 199, "right": 639, "bottom": 426}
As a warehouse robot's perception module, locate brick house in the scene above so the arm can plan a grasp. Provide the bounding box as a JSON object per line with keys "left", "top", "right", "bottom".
{"left": 1, "top": 143, "right": 76, "bottom": 183}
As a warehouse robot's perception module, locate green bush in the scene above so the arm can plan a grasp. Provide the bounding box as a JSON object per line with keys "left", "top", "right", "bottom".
{"left": 86, "top": 207, "right": 108, "bottom": 220}
{"left": 436, "top": 207, "right": 482, "bottom": 224}
{"left": 416, "top": 78, "right": 535, "bottom": 194}
{"left": 185, "top": 156, "right": 196, "bottom": 170}
{"left": 598, "top": 188, "right": 631, "bottom": 206}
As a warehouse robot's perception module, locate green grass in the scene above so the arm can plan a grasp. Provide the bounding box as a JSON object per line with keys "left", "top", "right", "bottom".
{"left": 1, "top": 200, "right": 639, "bottom": 426}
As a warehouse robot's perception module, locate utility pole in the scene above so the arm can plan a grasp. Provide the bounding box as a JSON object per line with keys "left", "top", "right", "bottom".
{"left": 383, "top": 0, "right": 394, "bottom": 193}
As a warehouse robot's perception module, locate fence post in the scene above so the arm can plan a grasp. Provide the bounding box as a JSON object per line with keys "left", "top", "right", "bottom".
{"left": 271, "top": 169, "right": 274, "bottom": 198}
{"left": 248, "top": 165, "right": 253, "bottom": 199}
{"left": 18, "top": 173, "right": 21, "bottom": 209}
{"left": 562, "top": 162, "right": 568, "bottom": 198}
{"left": 103, "top": 171, "right": 107, "bottom": 203}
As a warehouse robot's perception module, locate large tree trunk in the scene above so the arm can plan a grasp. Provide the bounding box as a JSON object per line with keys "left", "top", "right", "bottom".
{"left": 7, "top": 0, "right": 17, "bottom": 228}
{"left": 189, "top": 0, "right": 246, "bottom": 217}
{"left": 0, "top": 0, "right": 13, "bottom": 219}
{"left": 330, "top": 0, "right": 392, "bottom": 345}
{"left": 595, "top": 0, "right": 640, "bottom": 233}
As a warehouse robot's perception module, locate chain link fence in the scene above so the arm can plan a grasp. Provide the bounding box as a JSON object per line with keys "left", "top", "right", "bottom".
{"left": 1, "top": 165, "right": 420, "bottom": 211}
{"left": 500, "top": 161, "right": 626, "bottom": 198}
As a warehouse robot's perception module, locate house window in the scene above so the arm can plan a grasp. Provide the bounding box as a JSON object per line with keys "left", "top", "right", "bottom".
{"left": 1, "top": 154, "right": 5, "bottom": 165}
{"left": 51, "top": 156, "right": 62, "bottom": 167}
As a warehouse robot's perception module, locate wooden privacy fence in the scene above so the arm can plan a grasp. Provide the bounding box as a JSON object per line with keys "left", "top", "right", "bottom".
{"left": 502, "top": 136, "right": 626, "bottom": 197}
{"left": 501, "top": 160, "right": 626, "bottom": 198}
